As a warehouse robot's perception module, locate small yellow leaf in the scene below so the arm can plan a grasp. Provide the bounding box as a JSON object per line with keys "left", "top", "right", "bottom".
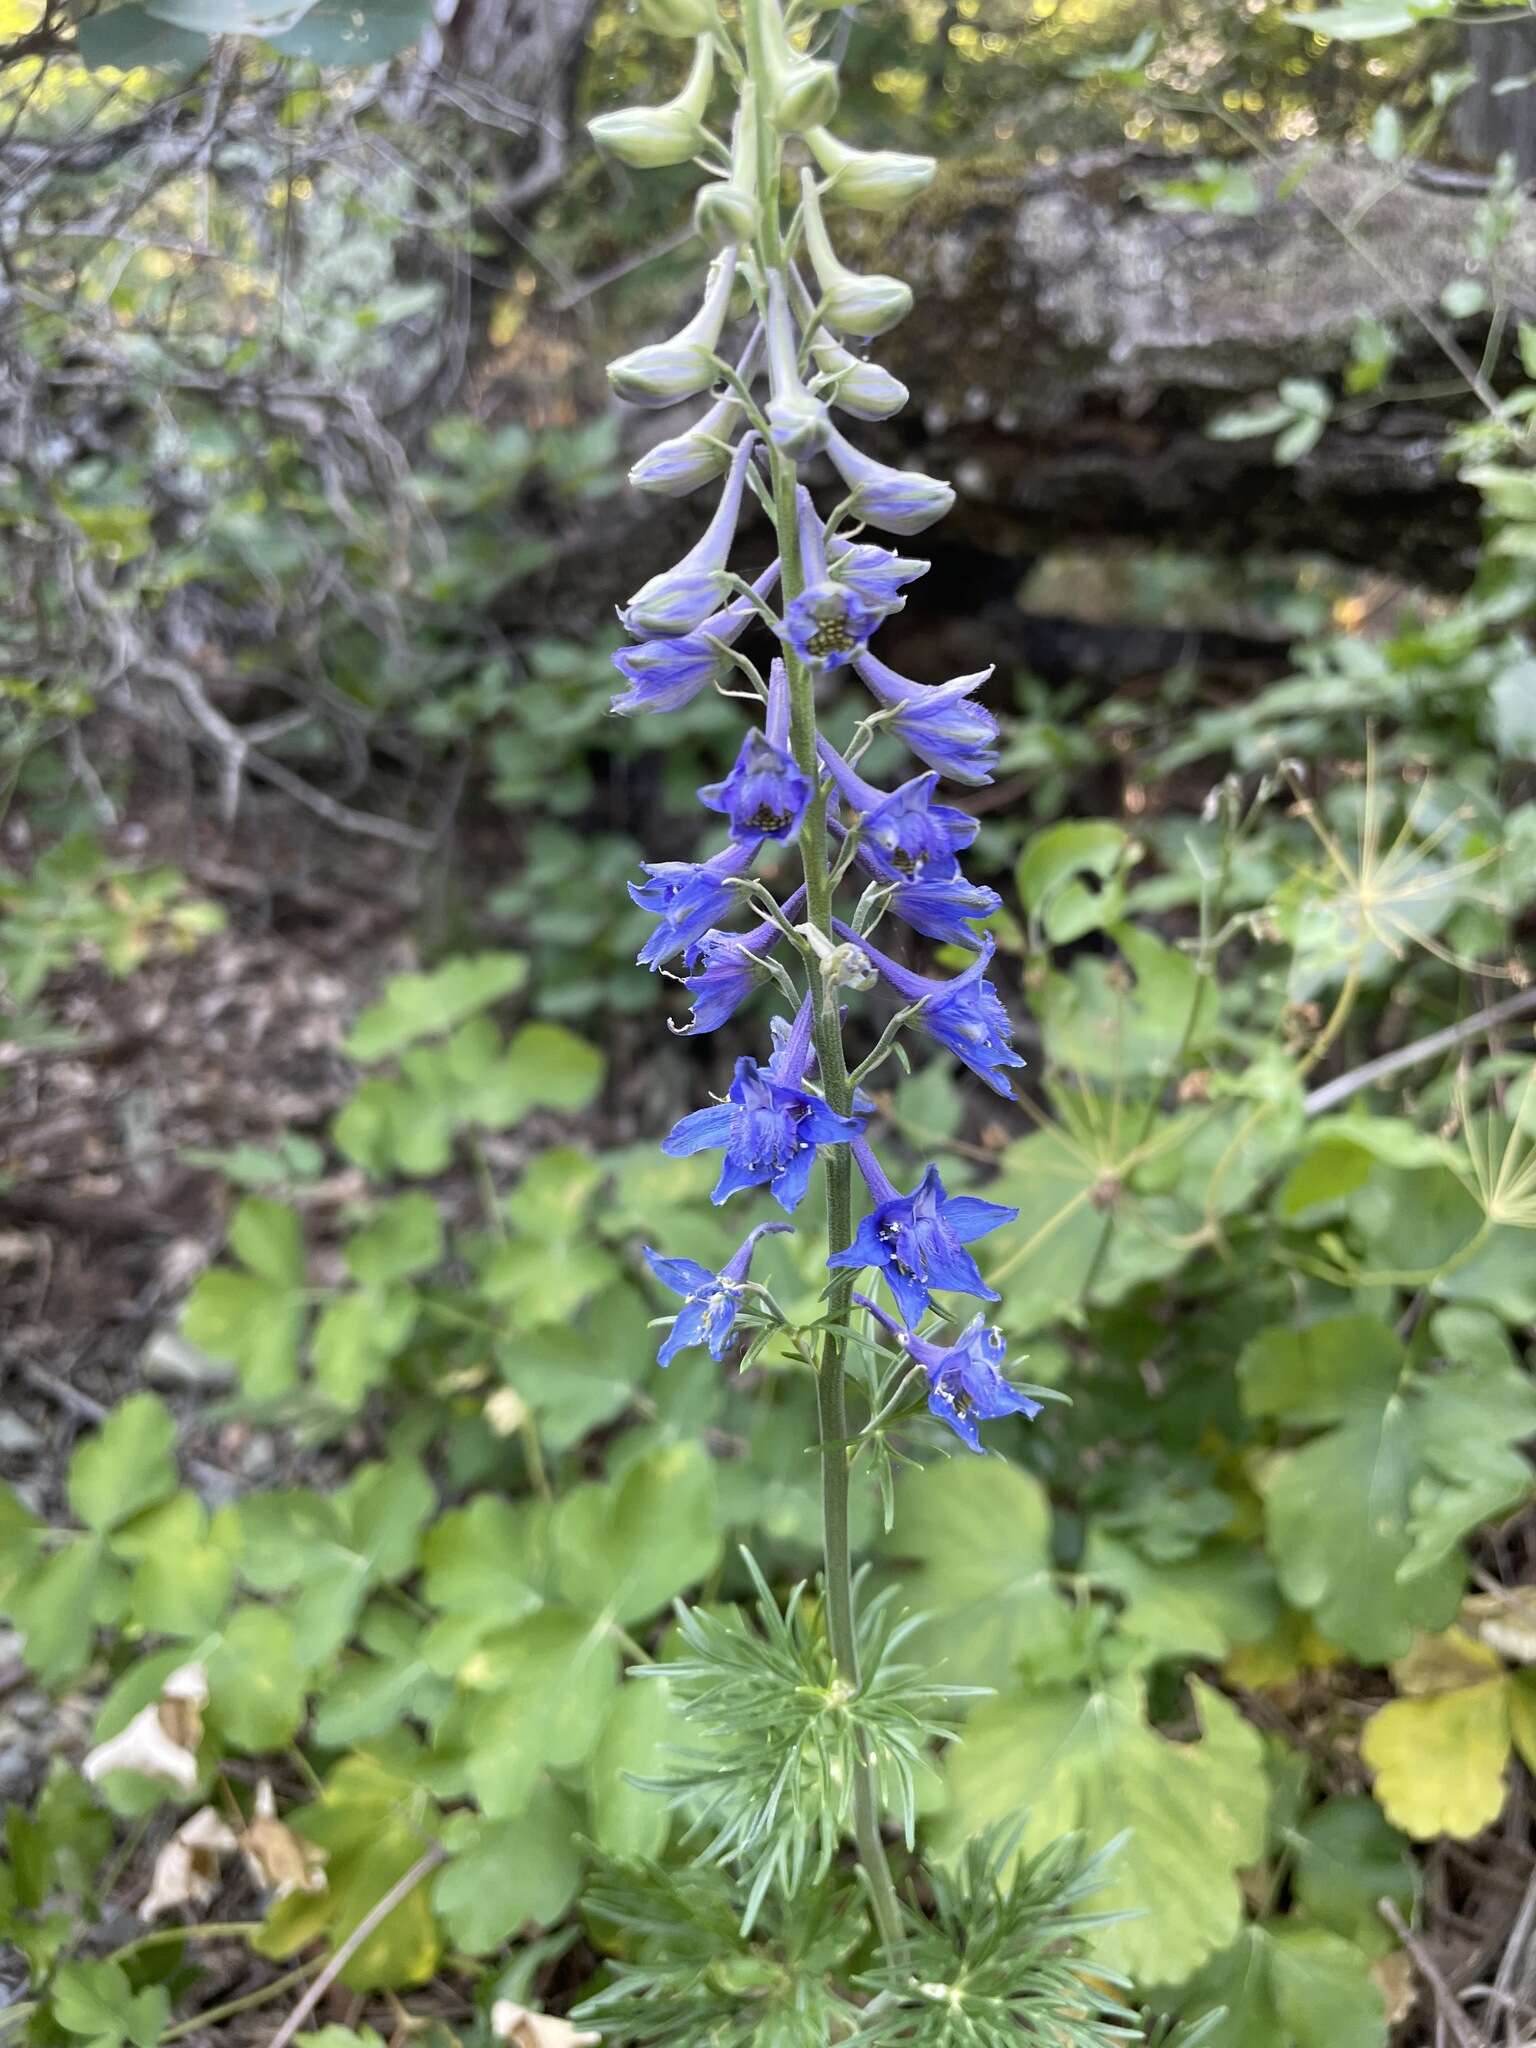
{"left": 1362, "top": 1677, "right": 1511, "bottom": 1839}
{"left": 1507, "top": 1672, "right": 1536, "bottom": 1776}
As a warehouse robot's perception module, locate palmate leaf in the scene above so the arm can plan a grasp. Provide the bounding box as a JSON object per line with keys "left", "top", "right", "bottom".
{"left": 1240, "top": 1313, "right": 1536, "bottom": 1661}
{"left": 940, "top": 1676, "right": 1270, "bottom": 1985}
{"left": 1169, "top": 1926, "right": 1386, "bottom": 2048}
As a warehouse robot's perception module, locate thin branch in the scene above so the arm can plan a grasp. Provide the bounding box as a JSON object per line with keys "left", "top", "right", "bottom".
{"left": 267, "top": 1845, "right": 446, "bottom": 2048}
{"left": 1303, "top": 987, "right": 1536, "bottom": 1116}
{"left": 1379, "top": 1899, "right": 1487, "bottom": 2048}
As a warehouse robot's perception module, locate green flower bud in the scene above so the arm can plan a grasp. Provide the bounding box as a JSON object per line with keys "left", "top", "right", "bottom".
{"left": 695, "top": 181, "right": 757, "bottom": 251}
{"left": 588, "top": 36, "right": 715, "bottom": 170}
{"left": 770, "top": 54, "right": 839, "bottom": 133}
{"left": 636, "top": 0, "right": 716, "bottom": 36}
{"left": 606, "top": 247, "right": 739, "bottom": 410}
{"left": 812, "top": 344, "right": 909, "bottom": 420}
{"left": 766, "top": 390, "right": 831, "bottom": 460}
{"left": 806, "top": 128, "right": 936, "bottom": 213}
{"left": 800, "top": 168, "right": 911, "bottom": 337}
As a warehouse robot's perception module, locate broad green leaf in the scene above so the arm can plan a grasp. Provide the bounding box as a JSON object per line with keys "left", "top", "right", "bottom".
{"left": 500, "top": 1281, "right": 655, "bottom": 1451}
{"left": 239, "top": 1461, "right": 435, "bottom": 1663}
{"left": 1173, "top": 1925, "right": 1385, "bottom": 2048}
{"left": 52, "top": 1960, "right": 171, "bottom": 2048}
{"left": 453, "top": 1608, "right": 619, "bottom": 1818}
{"left": 345, "top": 954, "right": 526, "bottom": 1062}
{"left": 431, "top": 1780, "right": 583, "bottom": 1952}
{"left": 884, "top": 1456, "right": 1071, "bottom": 1693}
{"left": 344, "top": 1193, "right": 443, "bottom": 1287}
{"left": 7, "top": 1538, "right": 115, "bottom": 1684}
{"left": 314, "top": 1604, "right": 451, "bottom": 1748}
{"left": 182, "top": 1198, "right": 309, "bottom": 1396}
{"left": 480, "top": 1237, "right": 616, "bottom": 1326}
{"left": 1282, "top": 2, "right": 1443, "bottom": 38}
{"left": 6, "top": 1766, "right": 113, "bottom": 1911}
{"left": 1032, "top": 923, "right": 1219, "bottom": 1081}
{"left": 553, "top": 1442, "right": 721, "bottom": 1626}
{"left": 588, "top": 1678, "right": 677, "bottom": 1861}
{"left": 311, "top": 1288, "right": 418, "bottom": 1408}
{"left": 73, "top": 3, "right": 208, "bottom": 67}
{"left": 942, "top": 1676, "right": 1270, "bottom": 1983}
{"left": 1017, "top": 821, "right": 1132, "bottom": 943}
{"left": 503, "top": 1020, "right": 606, "bottom": 1115}
{"left": 420, "top": 1495, "right": 546, "bottom": 1628}
{"left": 1290, "top": 1796, "right": 1418, "bottom": 1956}
{"left": 67, "top": 1394, "right": 177, "bottom": 1533}
{"left": 116, "top": 1494, "right": 239, "bottom": 1636}
{"left": 1083, "top": 1532, "right": 1280, "bottom": 1666}
{"left": 256, "top": 1755, "right": 441, "bottom": 1990}
{"left": 208, "top": 1607, "right": 307, "bottom": 1751}
{"left": 501, "top": 1146, "right": 605, "bottom": 1240}
{"left": 1243, "top": 1316, "right": 1535, "bottom": 1659}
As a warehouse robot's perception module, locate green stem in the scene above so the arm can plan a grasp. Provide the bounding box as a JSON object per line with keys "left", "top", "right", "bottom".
{"left": 740, "top": 0, "right": 903, "bottom": 1957}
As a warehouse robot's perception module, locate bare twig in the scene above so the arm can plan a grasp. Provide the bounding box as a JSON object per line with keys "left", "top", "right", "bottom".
{"left": 1380, "top": 1898, "right": 1488, "bottom": 2048}
{"left": 267, "top": 1845, "right": 446, "bottom": 2048}
{"left": 1304, "top": 988, "right": 1536, "bottom": 1116}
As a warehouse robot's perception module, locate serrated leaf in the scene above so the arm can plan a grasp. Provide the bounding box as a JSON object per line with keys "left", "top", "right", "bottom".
{"left": 1361, "top": 1673, "right": 1513, "bottom": 1839}
{"left": 1290, "top": 1796, "right": 1418, "bottom": 1956}
{"left": 115, "top": 1493, "right": 239, "bottom": 1637}
{"left": 343, "top": 1193, "right": 443, "bottom": 1287}
{"left": 1017, "top": 821, "right": 1132, "bottom": 944}
{"left": 588, "top": 1677, "right": 676, "bottom": 1860}
{"left": 208, "top": 1607, "right": 307, "bottom": 1751}
{"left": 942, "top": 1676, "right": 1270, "bottom": 1983}
{"left": 452, "top": 1608, "right": 619, "bottom": 1819}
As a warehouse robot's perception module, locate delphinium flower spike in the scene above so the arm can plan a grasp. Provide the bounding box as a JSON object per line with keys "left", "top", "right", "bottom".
{"left": 586, "top": 0, "right": 1068, "bottom": 1984}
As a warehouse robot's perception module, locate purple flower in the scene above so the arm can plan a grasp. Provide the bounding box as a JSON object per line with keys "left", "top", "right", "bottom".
{"left": 824, "top": 427, "right": 954, "bottom": 536}
{"left": 620, "top": 433, "right": 758, "bottom": 638}
{"left": 661, "top": 998, "right": 866, "bottom": 1211}
{"left": 698, "top": 661, "right": 812, "bottom": 842}
{"left": 674, "top": 885, "right": 807, "bottom": 1035}
{"left": 855, "top": 651, "right": 999, "bottom": 786}
{"left": 819, "top": 744, "right": 977, "bottom": 882}
{"left": 611, "top": 563, "right": 781, "bottom": 716}
{"left": 827, "top": 538, "right": 928, "bottom": 619}
{"left": 764, "top": 270, "right": 831, "bottom": 462}
{"left": 781, "top": 489, "right": 876, "bottom": 674}
{"left": 633, "top": 840, "right": 758, "bottom": 969}
{"left": 828, "top": 1142, "right": 1014, "bottom": 1323}
{"left": 644, "top": 1222, "right": 792, "bottom": 1367}
{"left": 832, "top": 923, "right": 1025, "bottom": 1098}
{"left": 856, "top": 1292, "right": 1043, "bottom": 1453}
{"left": 880, "top": 870, "right": 1002, "bottom": 945}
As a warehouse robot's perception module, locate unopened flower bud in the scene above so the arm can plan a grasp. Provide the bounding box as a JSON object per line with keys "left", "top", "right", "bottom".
{"left": 807, "top": 128, "right": 936, "bottom": 213}
{"left": 608, "top": 338, "right": 715, "bottom": 407}
{"left": 771, "top": 54, "right": 839, "bottom": 132}
{"left": 814, "top": 348, "right": 909, "bottom": 420}
{"left": 825, "top": 426, "right": 954, "bottom": 535}
{"left": 800, "top": 169, "right": 911, "bottom": 337}
{"left": 637, "top": 0, "right": 715, "bottom": 35}
{"left": 766, "top": 391, "right": 831, "bottom": 459}
{"left": 798, "top": 924, "right": 877, "bottom": 992}
{"left": 696, "top": 180, "right": 757, "bottom": 251}
{"left": 588, "top": 36, "right": 715, "bottom": 169}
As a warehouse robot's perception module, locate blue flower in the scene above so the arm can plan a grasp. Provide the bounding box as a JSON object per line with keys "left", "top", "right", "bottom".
{"left": 620, "top": 433, "right": 758, "bottom": 638}
{"left": 611, "top": 563, "right": 780, "bottom": 715}
{"left": 880, "top": 870, "right": 1002, "bottom": 945}
{"left": 764, "top": 270, "right": 832, "bottom": 461}
{"left": 645, "top": 1222, "right": 792, "bottom": 1367}
{"left": 673, "top": 885, "right": 807, "bottom": 1035}
{"left": 633, "top": 840, "right": 758, "bottom": 968}
{"left": 661, "top": 997, "right": 866, "bottom": 1210}
{"left": 833, "top": 924, "right": 1025, "bottom": 1098}
{"left": 856, "top": 1292, "right": 1043, "bottom": 1453}
{"left": 828, "top": 1144, "right": 1015, "bottom": 1323}
{"left": 827, "top": 538, "right": 928, "bottom": 619}
{"left": 820, "top": 745, "right": 977, "bottom": 881}
{"left": 855, "top": 651, "right": 998, "bottom": 786}
{"left": 698, "top": 661, "right": 812, "bottom": 842}
{"left": 780, "top": 487, "right": 876, "bottom": 673}
{"left": 824, "top": 427, "right": 954, "bottom": 536}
